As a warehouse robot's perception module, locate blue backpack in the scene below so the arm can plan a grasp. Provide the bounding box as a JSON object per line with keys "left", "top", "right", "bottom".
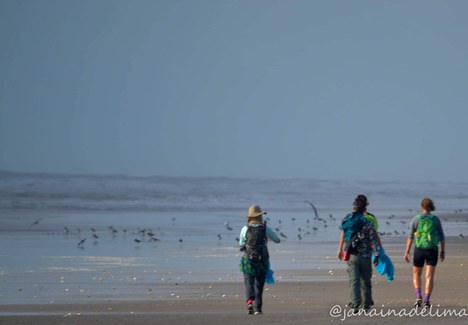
{"left": 341, "top": 212, "right": 368, "bottom": 241}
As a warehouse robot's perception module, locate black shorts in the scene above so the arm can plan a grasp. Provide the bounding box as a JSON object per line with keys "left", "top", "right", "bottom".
{"left": 413, "top": 247, "right": 438, "bottom": 267}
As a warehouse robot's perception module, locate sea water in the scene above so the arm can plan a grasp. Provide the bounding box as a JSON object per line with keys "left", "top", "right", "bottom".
{"left": 1, "top": 172, "right": 468, "bottom": 303}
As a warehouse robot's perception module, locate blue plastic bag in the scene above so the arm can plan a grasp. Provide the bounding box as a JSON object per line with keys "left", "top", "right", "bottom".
{"left": 372, "top": 247, "right": 395, "bottom": 281}
{"left": 266, "top": 261, "right": 275, "bottom": 284}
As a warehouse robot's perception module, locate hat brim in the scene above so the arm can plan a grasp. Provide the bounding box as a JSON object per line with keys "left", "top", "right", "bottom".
{"left": 245, "top": 212, "right": 266, "bottom": 218}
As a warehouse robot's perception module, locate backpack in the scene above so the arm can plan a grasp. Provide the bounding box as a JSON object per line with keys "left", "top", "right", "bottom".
{"left": 244, "top": 223, "right": 269, "bottom": 263}
{"left": 364, "top": 212, "right": 378, "bottom": 231}
{"left": 341, "top": 212, "right": 368, "bottom": 241}
{"left": 414, "top": 214, "right": 439, "bottom": 250}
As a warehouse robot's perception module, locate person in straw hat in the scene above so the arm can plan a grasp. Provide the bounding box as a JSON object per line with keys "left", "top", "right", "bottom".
{"left": 239, "top": 205, "right": 280, "bottom": 315}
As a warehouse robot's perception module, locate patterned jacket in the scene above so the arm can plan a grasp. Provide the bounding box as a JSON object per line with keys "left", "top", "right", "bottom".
{"left": 341, "top": 212, "right": 380, "bottom": 258}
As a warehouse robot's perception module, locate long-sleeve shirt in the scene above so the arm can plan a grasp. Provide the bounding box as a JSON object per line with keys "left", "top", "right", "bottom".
{"left": 239, "top": 224, "right": 281, "bottom": 247}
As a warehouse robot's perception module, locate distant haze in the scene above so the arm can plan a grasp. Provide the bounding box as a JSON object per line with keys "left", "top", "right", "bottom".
{"left": 1, "top": 0, "right": 468, "bottom": 181}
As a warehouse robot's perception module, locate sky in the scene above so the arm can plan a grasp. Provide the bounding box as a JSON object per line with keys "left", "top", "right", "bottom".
{"left": 1, "top": 0, "right": 468, "bottom": 182}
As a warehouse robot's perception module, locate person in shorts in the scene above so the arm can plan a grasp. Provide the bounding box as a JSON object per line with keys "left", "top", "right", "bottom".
{"left": 404, "top": 198, "right": 445, "bottom": 308}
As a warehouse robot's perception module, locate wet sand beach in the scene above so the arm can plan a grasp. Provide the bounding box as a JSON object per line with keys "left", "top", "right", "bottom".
{"left": 1, "top": 236, "right": 467, "bottom": 325}
{"left": 2, "top": 173, "right": 468, "bottom": 325}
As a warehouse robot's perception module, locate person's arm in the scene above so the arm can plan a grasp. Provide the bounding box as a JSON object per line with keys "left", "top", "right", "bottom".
{"left": 404, "top": 237, "right": 413, "bottom": 263}
{"left": 337, "top": 230, "right": 344, "bottom": 260}
{"left": 436, "top": 217, "right": 445, "bottom": 262}
{"left": 367, "top": 224, "right": 380, "bottom": 265}
{"left": 266, "top": 226, "right": 280, "bottom": 243}
{"left": 239, "top": 226, "right": 247, "bottom": 247}
{"left": 376, "top": 233, "right": 383, "bottom": 248}
{"left": 440, "top": 239, "right": 445, "bottom": 262}
{"left": 404, "top": 217, "right": 417, "bottom": 263}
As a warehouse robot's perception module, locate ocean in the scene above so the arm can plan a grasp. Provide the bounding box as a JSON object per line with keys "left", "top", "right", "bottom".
{"left": 1, "top": 171, "right": 468, "bottom": 304}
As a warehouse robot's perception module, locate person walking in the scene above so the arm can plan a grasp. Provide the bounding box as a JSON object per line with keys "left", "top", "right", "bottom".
{"left": 338, "top": 195, "right": 380, "bottom": 312}
{"left": 404, "top": 198, "right": 445, "bottom": 308}
{"left": 239, "top": 205, "right": 280, "bottom": 315}
{"left": 355, "top": 194, "right": 383, "bottom": 247}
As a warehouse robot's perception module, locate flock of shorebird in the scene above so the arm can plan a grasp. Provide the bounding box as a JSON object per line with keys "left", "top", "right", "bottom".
{"left": 28, "top": 202, "right": 466, "bottom": 248}
{"left": 29, "top": 217, "right": 183, "bottom": 248}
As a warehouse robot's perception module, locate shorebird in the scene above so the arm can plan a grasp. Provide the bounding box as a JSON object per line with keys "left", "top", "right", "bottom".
{"left": 217, "top": 234, "right": 222, "bottom": 240}
{"left": 93, "top": 233, "right": 99, "bottom": 239}
{"left": 179, "top": 238, "right": 183, "bottom": 243}
{"left": 224, "top": 221, "right": 233, "bottom": 231}
{"left": 305, "top": 201, "right": 319, "bottom": 219}
{"left": 280, "top": 232, "right": 287, "bottom": 239}
{"left": 30, "top": 218, "right": 42, "bottom": 227}
{"left": 134, "top": 238, "right": 141, "bottom": 243}
{"left": 77, "top": 238, "right": 86, "bottom": 247}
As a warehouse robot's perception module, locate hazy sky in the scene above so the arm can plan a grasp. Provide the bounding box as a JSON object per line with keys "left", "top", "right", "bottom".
{"left": 1, "top": 0, "right": 468, "bottom": 181}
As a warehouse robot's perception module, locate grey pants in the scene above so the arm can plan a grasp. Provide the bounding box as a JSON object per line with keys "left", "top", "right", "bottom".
{"left": 347, "top": 254, "right": 373, "bottom": 308}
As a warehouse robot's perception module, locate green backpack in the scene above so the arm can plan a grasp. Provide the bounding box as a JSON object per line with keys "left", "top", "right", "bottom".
{"left": 414, "top": 214, "right": 439, "bottom": 250}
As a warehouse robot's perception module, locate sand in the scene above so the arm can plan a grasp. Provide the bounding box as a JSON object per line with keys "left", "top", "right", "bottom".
{"left": 1, "top": 236, "right": 467, "bottom": 325}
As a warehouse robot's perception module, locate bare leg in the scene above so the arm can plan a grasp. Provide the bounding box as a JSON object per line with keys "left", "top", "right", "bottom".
{"left": 413, "top": 266, "right": 423, "bottom": 290}
{"left": 425, "top": 265, "right": 436, "bottom": 295}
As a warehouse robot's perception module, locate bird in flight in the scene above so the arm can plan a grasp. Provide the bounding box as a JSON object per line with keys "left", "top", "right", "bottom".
{"left": 30, "top": 218, "right": 42, "bottom": 228}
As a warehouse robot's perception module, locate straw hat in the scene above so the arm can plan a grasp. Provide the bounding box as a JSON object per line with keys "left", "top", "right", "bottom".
{"left": 245, "top": 205, "right": 267, "bottom": 218}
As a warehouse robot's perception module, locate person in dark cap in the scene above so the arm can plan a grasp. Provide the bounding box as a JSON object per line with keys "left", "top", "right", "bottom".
{"left": 337, "top": 195, "right": 380, "bottom": 312}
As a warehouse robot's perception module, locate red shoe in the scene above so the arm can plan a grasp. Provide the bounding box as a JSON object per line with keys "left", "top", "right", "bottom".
{"left": 247, "top": 299, "right": 254, "bottom": 315}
